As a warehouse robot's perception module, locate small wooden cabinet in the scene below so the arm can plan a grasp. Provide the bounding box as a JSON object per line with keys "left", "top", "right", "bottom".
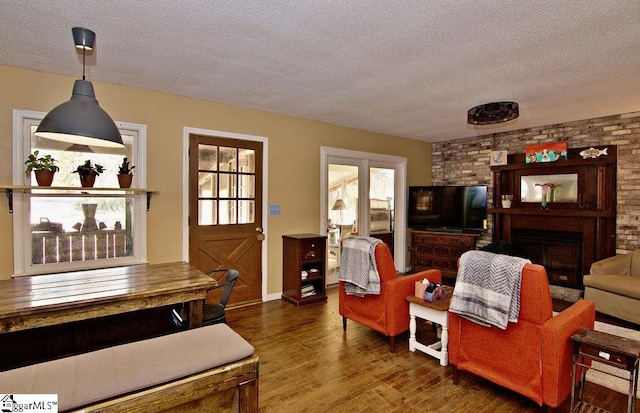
{"left": 282, "top": 234, "right": 327, "bottom": 305}
{"left": 411, "top": 230, "right": 479, "bottom": 282}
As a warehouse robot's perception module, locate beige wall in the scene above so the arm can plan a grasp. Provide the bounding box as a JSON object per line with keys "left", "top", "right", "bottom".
{"left": 0, "top": 64, "right": 433, "bottom": 295}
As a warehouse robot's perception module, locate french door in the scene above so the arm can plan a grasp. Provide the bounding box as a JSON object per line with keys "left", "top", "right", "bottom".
{"left": 321, "top": 147, "right": 407, "bottom": 285}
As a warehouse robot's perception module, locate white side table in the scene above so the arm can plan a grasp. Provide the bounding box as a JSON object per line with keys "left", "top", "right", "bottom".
{"left": 406, "top": 287, "right": 452, "bottom": 367}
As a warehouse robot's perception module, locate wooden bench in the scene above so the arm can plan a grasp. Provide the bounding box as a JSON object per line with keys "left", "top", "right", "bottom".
{"left": 0, "top": 324, "right": 258, "bottom": 412}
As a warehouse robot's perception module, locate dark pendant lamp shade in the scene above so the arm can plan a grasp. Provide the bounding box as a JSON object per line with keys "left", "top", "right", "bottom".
{"left": 467, "top": 101, "right": 519, "bottom": 125}
{"left": 35, "top": 27, "right": 124, "bottom": 148}
{"left": 35, "top": 80, "right": 123, "bottom": 147}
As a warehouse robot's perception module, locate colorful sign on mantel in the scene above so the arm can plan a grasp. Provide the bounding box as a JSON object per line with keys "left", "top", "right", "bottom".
{"left": 525, "top": 142, "right": 568, "bottom": 163}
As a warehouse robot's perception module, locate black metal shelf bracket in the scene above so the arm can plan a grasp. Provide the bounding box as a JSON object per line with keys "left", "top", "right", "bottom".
{"left": 6, "top": 189, "right": 13, "bottom": 213}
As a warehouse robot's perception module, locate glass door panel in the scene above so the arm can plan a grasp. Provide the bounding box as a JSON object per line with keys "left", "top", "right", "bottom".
{"left": 369, "top": 167, "right": 395, "bottom": 256}
{"left": 369, "top": 168, "right": 395, "bottom": 233}
{"left": 328, "top": 164, "right": 358, "bottom": 277}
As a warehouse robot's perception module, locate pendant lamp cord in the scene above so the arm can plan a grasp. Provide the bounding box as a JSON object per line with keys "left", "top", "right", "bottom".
{"left": 82, "top": 47, "right": 86, "bottom": 80}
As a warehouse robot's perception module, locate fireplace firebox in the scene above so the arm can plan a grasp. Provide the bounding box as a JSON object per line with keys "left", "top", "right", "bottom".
{"left": 512, "top": 229, "right": 582, "bottom": 289}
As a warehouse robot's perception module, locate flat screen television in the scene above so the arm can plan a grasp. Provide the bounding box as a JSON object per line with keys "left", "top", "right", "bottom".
{"left": 407, "top": 185, "right": 487, "bottom": 232}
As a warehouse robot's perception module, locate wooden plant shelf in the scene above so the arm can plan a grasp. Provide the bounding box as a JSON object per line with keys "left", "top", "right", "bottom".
{"left": 0, "top": 185, "right": 158, "bottom": 213}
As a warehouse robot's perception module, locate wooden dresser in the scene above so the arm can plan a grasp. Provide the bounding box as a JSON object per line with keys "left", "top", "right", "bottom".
{"left": 411, "top": 230, "right": 479, "bottom": 282}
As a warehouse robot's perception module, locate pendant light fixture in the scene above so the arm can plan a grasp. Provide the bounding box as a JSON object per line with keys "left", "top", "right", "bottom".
{"left": 467, "top": 101, "right": 519, "bottom": 125}
{"left": 35, "top": 27, "right": 124, "bottom": 148}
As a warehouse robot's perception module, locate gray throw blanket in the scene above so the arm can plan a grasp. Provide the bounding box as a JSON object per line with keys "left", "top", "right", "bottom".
{"left": 449, "top": 250, "right": 530, "bottom": 329}
{"left": 338, "top": 237, "right": 382, "bottom": 296}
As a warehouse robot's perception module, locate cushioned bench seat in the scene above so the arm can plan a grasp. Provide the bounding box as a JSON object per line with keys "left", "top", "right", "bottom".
{"left": 0, "top": 324, "right": 257, "bottom": 412}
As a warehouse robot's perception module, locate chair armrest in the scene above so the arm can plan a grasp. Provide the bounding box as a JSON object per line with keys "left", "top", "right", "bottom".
{"left": 590, "top": 254, "right": 631, "bottom": 276}
{"left": 541, "top": 299, "right": 595, "bottom": 407}
{"left": 410, "top": 269, "right": 443, "bottom": 285}
{"left": 385, "top": 269, "right": 442, "bottom": 300}
{"left": 384, "top": 269, "right": 442, "bottom": 335}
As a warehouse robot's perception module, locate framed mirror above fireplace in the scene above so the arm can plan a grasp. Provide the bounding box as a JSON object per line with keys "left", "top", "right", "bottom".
{"left": 520, "top": 173, "right": 578, "bottom": 203}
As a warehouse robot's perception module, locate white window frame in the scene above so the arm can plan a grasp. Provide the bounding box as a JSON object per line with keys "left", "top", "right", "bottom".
{"left": 11, "top": 109, "right": 148, "bottom": 276}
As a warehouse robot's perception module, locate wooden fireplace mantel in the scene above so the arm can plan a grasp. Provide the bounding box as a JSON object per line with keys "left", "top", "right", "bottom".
{"left": 488, "top": 207, "right": 615, "bottom": 218}
{"left": 490, "top": 145, "right": 617, "bottom": 289}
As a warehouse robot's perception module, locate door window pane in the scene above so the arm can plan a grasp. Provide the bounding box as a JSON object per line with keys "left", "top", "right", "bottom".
{"left": 219, "top": 147, "right": 237, "bottom": 172}
{"left": 198, "top": 145, "right": 217, "bottom": 171}
{"left": 238, "top": 149, "right": 255, "bottom": 173}
{"left": 198, "top": 172, "right": 217, "bottom": 197}
{"left": 219, "top": 173, "right": 237, "bottom": 197}
{"left": 219, "top": 200, "right": 236, "bottom": 225}
{"left": 238, "top": 200, "right": 254, "bottom": 224}
{"left": 239, "top": 175, "right": 255, "bottom": 198}
{"left": 198, "top": 200, "right": 217, "bottom": 225}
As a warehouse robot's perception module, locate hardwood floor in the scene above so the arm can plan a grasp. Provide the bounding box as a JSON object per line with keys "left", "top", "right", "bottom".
{"left": 225, "top": 286, "right": 632, "bottom": 412}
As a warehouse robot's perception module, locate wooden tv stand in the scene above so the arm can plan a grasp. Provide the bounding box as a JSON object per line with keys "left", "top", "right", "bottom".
{"left": 411, "top": 230, "right": 480, "bottom": 282}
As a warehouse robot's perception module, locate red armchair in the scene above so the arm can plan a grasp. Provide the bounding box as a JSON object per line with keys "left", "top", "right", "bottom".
{"left": 449, "top": 263, "right": 595, "bottom": 410}
{"left": 339, "top": 242, "right": 442, "bottom": 352}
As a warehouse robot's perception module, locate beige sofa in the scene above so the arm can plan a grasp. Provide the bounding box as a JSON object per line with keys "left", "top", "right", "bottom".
{"left": 583, "top": 249, "right": 640, "bottom": 324}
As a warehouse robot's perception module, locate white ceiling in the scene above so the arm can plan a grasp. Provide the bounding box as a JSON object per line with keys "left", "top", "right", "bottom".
{"left": 1, "top": 1, "right": 639, "bottom": 142}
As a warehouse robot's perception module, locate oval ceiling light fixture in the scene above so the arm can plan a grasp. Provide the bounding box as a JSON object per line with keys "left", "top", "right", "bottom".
{"left": 35, "top": 27, "right": 124, "bottom": 148}
{"left": 467, "top": 101, "right": 519, "bottom": 125}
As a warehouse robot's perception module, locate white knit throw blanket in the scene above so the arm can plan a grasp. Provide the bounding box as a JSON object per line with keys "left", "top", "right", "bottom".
{"left": 339, "top": 237, "right": 382, "bottom": 296}
{"left": 449, "top": 250, "right": 530, "bottom": 329}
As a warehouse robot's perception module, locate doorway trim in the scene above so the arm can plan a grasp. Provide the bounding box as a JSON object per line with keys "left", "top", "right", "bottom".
{"left": 183, "top": 127, "right": 269, "bottom": 302}
{"left": 320, "top": 147, "right": 407, "bottom": 273}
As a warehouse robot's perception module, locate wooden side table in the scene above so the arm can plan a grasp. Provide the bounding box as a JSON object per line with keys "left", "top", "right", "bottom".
{"left": 571, "top": 327, "right": 640, "bottom": 413}
{"left": 406, "top": 286, "right": 453, "bottom": 366}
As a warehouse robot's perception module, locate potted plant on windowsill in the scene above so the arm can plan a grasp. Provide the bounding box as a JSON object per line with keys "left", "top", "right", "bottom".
{"left": 73, "top": 160, "right": 104, "bottom": 188}
{"left": 117, "top": 157, "right": 135, "bottom": 188}
{"left": 24, "top": 150, "right": 60, "bottom": 187}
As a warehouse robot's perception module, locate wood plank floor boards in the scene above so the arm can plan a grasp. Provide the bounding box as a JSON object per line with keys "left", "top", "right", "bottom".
{"left": 226, "top": 287, "right": 631, "bottom": 412}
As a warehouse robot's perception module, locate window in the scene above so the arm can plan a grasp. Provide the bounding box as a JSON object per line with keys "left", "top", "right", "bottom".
{"left": 12, "top": 110, "right": 147, "bottom": 276}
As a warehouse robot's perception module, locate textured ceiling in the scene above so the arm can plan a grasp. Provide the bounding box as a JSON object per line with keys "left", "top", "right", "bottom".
{"left": 1, "top": 1, "right": 639, "bottom": 142}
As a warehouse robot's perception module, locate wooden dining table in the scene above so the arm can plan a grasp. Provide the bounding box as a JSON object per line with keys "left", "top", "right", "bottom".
{"left": 0, "top": 261, "right": 217, "bottom": 335}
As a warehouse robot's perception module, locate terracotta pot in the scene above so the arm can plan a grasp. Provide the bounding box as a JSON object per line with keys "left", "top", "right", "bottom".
{"left": 80, "top": 172, "right": 97, "bottom": 188}
{"left": 117, "top": 174, "right": 133, "bottom": 189}
{"left": 34, "top": 170, "right": 55, "bottom": 187}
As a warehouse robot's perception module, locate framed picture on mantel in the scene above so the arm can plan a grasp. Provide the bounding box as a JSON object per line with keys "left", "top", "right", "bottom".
{"left": 525, "top": 142, "right": 568, "bottom": 163}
